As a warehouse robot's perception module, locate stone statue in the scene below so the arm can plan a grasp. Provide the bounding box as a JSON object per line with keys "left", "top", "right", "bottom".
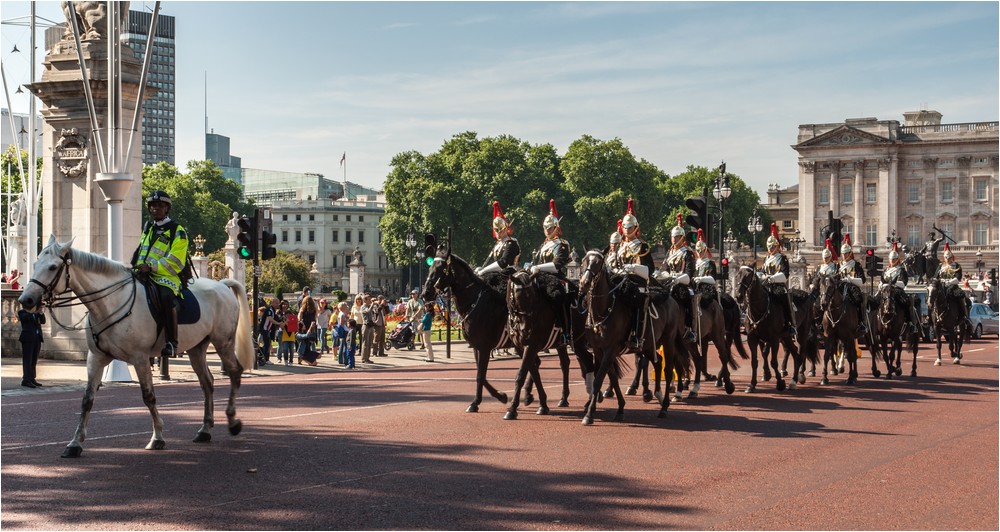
{"left": 61, "top": 1, "right": 129, "bottom": 41}
{"left": 352, "top": 246, "right": 364, "bottom": 265}
{"left": 8, "top": 194, "right": 26, "bottom": 229}
{"left": 225, "top": 212, "right": 240, "bottom": 244}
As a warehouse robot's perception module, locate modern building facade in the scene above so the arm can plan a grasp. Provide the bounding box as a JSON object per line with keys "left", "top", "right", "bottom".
{"left": 206, "top": 131, "right": 242, "bottom": 183}
{"left": 793, "top": 110, "right": 998, "bottom": 270}
{"left": 45, "top": 9, "right": 176, "bottom": 166}
{"left": 0, "top": 109, "right": 44, "bottom": 156}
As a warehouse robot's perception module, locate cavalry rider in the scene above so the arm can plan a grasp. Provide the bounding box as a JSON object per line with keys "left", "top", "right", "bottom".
{"left": 817, "top": 238, "right": 839, "bottom": 279}
{"left": 658, "top": 212, "right": 698, "bottom": 343}
{"left": 935, "top": 242, "right": 972, "bottom": 326}
{"left": 692, "top": 228, "right": 719, "bottom": 303}
{"left": 476, "top": 200, "right": 520, "bottom": 276}
{"left": 131, "top": 190, "right": 189, "bottom": 358}
{"left": 613, "top": 198, "right": 657, "bottom": 350}
{"left": 606, "top": 220, "right": 623, "bottom": 270}
{"left": 838, "top": 232, "right": 869, "bottom": 337}
{"left": 882, "top": 241, "right": 920, "bottom": 334}
{"left": 759, "top": 223, "right": 797, "bottom": 336}
{"left": 529, "top": 199, "right": 574, "bottom": 342}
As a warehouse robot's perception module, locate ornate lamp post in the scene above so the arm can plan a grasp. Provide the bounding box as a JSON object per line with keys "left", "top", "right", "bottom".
{"left": 192, "top": 234, "right": 206, "bottom": 257}
{"left": 712, "top": 162, "right": 732, "bottom": 289}
{"left": 416, "top": 249, "right": 426, "bottom": 293}
{"left": 790, "top": 229, "right": 806, "bottom": 263}
{"left": 405, "top": 232, "right": 417, "bottom": 292}
{"left": 723, "top": 229, "right": 738, "bottom": 262}
{"left": 747, "top": 208, "right": 763, "bottom": 266}
{"left": 976, "top": 248, "right": 984, "bottom": 276}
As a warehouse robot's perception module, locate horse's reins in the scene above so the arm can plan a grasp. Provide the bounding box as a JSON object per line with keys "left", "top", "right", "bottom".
{"left": 738, "top": 272, "right": 771, "bottom": 333}
{"left": 580, "top": 253, "right": 625, "bottom": 331}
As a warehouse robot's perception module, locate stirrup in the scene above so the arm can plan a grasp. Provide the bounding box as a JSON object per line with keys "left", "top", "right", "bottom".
{"left": 161, "top": 341, "right": 178, "bottom": 358}
{"left": 684, "top": 328, "right": 697, "bottom": 343}
{"left": 786, "top": 325, "right": 797, "bottom": 336}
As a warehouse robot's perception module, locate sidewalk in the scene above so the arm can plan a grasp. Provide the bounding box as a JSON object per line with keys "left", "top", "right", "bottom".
{"left": 0, "top": 340, "right": 498, "bottom": 398}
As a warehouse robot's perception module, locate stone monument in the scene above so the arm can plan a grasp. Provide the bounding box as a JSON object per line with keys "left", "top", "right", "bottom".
{"left": 349, "top": 246, "right": 366, "bottom": 295}
{"left": 6, "top": 193, "right": 28, "bottom": 275}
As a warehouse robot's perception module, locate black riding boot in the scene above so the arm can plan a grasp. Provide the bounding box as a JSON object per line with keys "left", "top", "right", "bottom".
{"left": 561, "top": 306, "right": 572, "bottom": 344}
{"left": 162, "top": 307, "right": 179, "bottom": 358}
{"left": 784, "top": 293, "right": 797, "bottom": 336}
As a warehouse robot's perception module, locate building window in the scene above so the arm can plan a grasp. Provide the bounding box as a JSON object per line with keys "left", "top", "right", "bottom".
{"left": 333, "top": 215, "right": 338, "bottom": 221}
{"left": 295, "top": 214, "right": 301, "bottom": 221}
{"left": 308, "top": 254, "right": 315, "bottom": 265}
{"left": 346, "top": 215, "right": 351, "bottom": 222}
{"left": 345, "top": 230, "right": 352, "bottom": 243}
{"left": 378, "top": 231, "right": 382, "bottom": 243}
{"left": 818, "top": 185, "right": 829, "bottom": 205}
{"left": 941, "top": 181, "right": 954, "bottom": 202}
{"left": 359, "top": 216, "right": 364, "bottom": 222}
{"left": 309, "top": 214, "right": 315, "bottom": 221}
{"left": 332, "top": 230, "right": 339, "bottom": 242}
{"left": 842, "top": 183, "right": 853, "bottom": 205}
{"left": 940, "top": 222, "right": 954, "bottom": 237}
{"left": 332, "top": 256, "right": 338, "bottom": 269}
{"left": 907, "top": 225, "right": 921, "bottom": 248}
{"left": 865, "top": 183, "right": 877, "bottom": 204}
{"left": 782, "top": 220, "right": 792, "bottom": 230}
{"left": 865, "top": 224, "right": 877, "bottom": 247}
{"left": 295, "top": 230, "right": 302, "bottom": 243}
{"left": 379, "top": 255, "right": 383, "bottom": 269}
{"left": 282, "top": 215, "right": 288, "bottom": 221}
{"left": 974, "top": 223, "right": 988, "bottom": 246}
{"left": 908, "top": 183, "right": 920, "bottom": 203}
{"left": 359, "top": 230, "right": 365, "bottom": 243}
{"left": 975, "top": 179, "right": 988, "bottom": 201}
{"left": 308, "top": 230, "right": 315, "bottom": 243}
{"left": 281, "top": 230, "right": 288, "bottom": 243}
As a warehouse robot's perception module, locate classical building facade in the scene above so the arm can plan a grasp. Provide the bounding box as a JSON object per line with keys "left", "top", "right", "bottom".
{"left": 793, "top": 110, "right": 998, "bottom": 271}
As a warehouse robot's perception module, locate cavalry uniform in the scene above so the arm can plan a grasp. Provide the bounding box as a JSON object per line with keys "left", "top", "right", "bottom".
{"left": 759, "top": 223, "right": 796, "bottom": 336}
{"left": 615, "top": 198, "right": 655, "bottom": 350}
{"left": 606, "top": 220, "right": 623, "bottom": 270}
{"left": 838, "top": 233, "right": 869, "bottom": 337}
{"left": 529, "top": 199, "right": 575, "bottom": 342}
{"left": 693, "top": 229, "right": 719, "bottom": 306}
{"left": 478, "top": 200, "right": 520, "bottom": 275}
{"left": 881, "top": 241, "right": 920, "bottom": 333}
{"left": 935, "top": 242, "right": 972, "bottom": 324}
{"left": 658, "top": 213, "right": 697, "bottom": 343}
{"left": 131, "top": 190, "right": 189, "bottom": 357}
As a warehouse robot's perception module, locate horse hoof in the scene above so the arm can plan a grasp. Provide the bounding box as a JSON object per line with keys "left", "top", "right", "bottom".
{"left": 654, "top": 391, "right": 663, "bottom": 403}
{"left": 808, "top": 370, "right": 816, "bottom": 377}
{"left": 146, "top": 439, "right": 166, "bottom": 451}
{"left": 466, "top": 404, "right": 479, "bottom": 413}
{"left": 557, "top": 399, "right": 569, "bottom": 408}
{"left": 597, "top": 394, "right": 604, "bottom": 404}
{"left": 776, "top": 380, "right": 786, "bottom": 392}
{"left": 715, "top": 379, "right": 723, "bottom": 388}
{"left": 745, "top": 386, "right": 756, "bottom": 393}
{"left": 873, "top": 370, "right": 881, "bottom": 379}
{"left": 642, "top": 390, "right": 653, "bottom": 403}
{"left": 687, "top": 391, "right": 698, "bottom": 399}
{"left": 602, "top": 388, "right": 614, "bottom": 399}
{"left": 582, "top": 416, "right": 593, "bottom": 426}
{"left": 228, "top": 420, "right": 243, "bottom": 436}
{"left": 952, "top": 357, "right": 961, "bottom": 365}
{"left": 763, "top": 374, "right": 772, "bottom": 382}
{"left": 820, "top": 377, "right": 829, "bottom": 385}
{"left": 193, "top": 432, "right": 212, "bottom": 443}
{"left": 657, "top": 409, "right": 667, "bottom": 419}
{"left": 503, "top": 410, "right": 518, "bottom": 420}
{"left": 725, "top": 381, "right": 735, "bottom": 395}
{"left": 885, "top": 372, "right": 893, "bottom": 380}
{"left": 625, "top": 386, "right": 637, "bottom": 396}
{"left": 498, "top": 393, "right": 509, "bottom": 405}
{"left": 798, "top": 374, "right": 806, "bottom": 385}
{"left": 781, "top": 370, "right": 788, "bottom": 377}
{"left": 910, "top": 370, "right": 917, "bottom": 378}
{"left": 61, "top": 445, "right": 83, "bottom": 459}
{"left": 895, "top": 368, "right": 902, "bottom": 376}
{"left": 537, "top": 406, "right": 549, "bottom": 415}
{"left": 934, "top": 359, "right": 942, "bottom": 366}
{"left": 524, "top": 394, "right": 534, "bottom": 406}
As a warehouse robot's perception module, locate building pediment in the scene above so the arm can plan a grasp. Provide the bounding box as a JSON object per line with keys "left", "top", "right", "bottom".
{"left": 795, "top": 125, "right": 892, "bottom": 148}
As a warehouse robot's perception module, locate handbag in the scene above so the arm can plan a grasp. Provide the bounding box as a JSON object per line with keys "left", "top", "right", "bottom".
{"left": 334, "top": 324, "right": 348, "bottom": 339}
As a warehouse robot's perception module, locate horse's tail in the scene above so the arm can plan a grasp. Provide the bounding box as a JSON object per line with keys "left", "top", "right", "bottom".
{"left": 223, "top": 279, "right": 255, "bottom": 373}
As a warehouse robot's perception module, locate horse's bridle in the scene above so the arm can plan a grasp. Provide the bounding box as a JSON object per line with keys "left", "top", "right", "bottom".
{"left": 579, "top": 251, "right": 622, "bottom": 330}
{"left": 819, "top": 277, "right": 848, "bottom": 329}
{"left": 736, "top": 268, "right": 771, "bottom": 333}
{"left": 29, "top": 251, "right": 73, "bottom": 305}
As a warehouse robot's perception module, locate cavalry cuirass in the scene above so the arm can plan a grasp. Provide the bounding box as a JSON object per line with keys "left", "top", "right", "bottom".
{"left": 883, "top": 265, "right": 905, "bottom": 285}
{"left": 762, "top": 252, "right": 786, "bottom": 276}
{"left": 817, "top": 261, "right": 838, "bottom": 278}
{"left": 486, "top": 236, "right": 520, "bottom": 269}
{"left": 618, "top": 239, "right": 647, "bottom": 265}
{"left": 937, "top": 262, "right": 962, "bottom": 280}
{"left": 663, "top": 246, "right": 693, "bottom": 274}
{"left": 839, "top": 259, "right": 860, "bottom": 278}
{"left": 535, "top": 238, "right": 568, "bottom": 264}
{"left": 695, "top": 257, "right": 716, "bottom": 278}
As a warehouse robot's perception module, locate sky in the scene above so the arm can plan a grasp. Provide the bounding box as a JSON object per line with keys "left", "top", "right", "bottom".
{"left": 2, "top": 1, "right": 998, "bottom": 199}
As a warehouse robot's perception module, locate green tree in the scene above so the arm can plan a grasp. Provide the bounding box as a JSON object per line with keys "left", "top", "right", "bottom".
{"left": 1, "top": 146, "right": 42, "bottom": 237}
{"left": 257, "top": 250, "right": 312, "bottom": 296}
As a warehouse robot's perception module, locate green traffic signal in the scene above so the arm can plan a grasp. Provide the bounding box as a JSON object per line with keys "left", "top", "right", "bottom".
{"left": 238, "top": 246, "right": 252, "bottom": 259}
{"left": 425, "top": 256, "right": 435, "bottom": 267}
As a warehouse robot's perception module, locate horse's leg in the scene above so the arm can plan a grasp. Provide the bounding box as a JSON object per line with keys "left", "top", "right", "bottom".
{"left": 626, "top": 352, "right": 641, "bottom": 395}
{"left": 610, "top": 371, "right": 626, "bottom": 422}
{"left": 62, "top": 351, "right": 112, "bottom": 458}
{"left": 659, "top": 341, "right": 680, "bottom": 418}
{"left": 772, "top": 341, "right": 788, "bottom": 392}
{"left": 641, "top": 352, "right": 654, "bottom": 403}
{"left": 934, "top": 329, "right": 944, "bottom": 366}
{"left": 504, "top": 349, "right": 535, "bottom": 420}
{"left": 187, "top": 345, "right": 216, "bottom": 442}
{"left": 847, "top": 340, "right": 859, "bottom": 385}
{"left": 909, "top": 335, "right": 919, "bottom": 377}
{"left": 557, "top": 345, "right": 571, "bottom": 407}
{"left": 688, "top": 339, "right": 705, "bottom": 399}
{"left": 133, "top": 360, "right": 167, "bottom": 450}
{"left": 820, "top": 336, "right": 833, "bottom": 385}
{"left": 529, "top": 357, "right": 550, "bottom": 416}
{"left": 584, "top": 347, "right": 613, "bottom": 425}
{"left": 746, "top": 335, "right": 759, "bottom": 393}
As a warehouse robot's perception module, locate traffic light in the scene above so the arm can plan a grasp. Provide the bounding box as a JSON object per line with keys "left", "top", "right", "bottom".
{"left": 236, "top": 216, "right": 256, "bottom": 260}
{"left": 424, "top": 233, "right": 436, "bottom": 265}
{"left": 864, "top": 248, "right": 876, "bottom": 276}
{"left": 719, "top": 257, "right": 730, "bottom": 280}
{"left": 260, "top": 229, "right": 277, "bottom": 260}
{"left": 872, "top": 253, "right": 884, "bottom": 277}
{"left": 830, "top": 218, "right": 843, "bottom": 254}
{"left": 990, "top": 268, "right": 997, "bottom": 284}
{"left": 685, "top": 196, "right": 708, "bottom": 244}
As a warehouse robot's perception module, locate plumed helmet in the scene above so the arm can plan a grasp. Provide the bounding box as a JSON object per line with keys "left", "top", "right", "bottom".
{"left": 146, "top": 190, "right": 172, "bottom": 207}
{"left": 943, "top": 241, "right": 953, "bottom": 259}
{"left": 822, "top": 238, "right": 837, "bottom": 261}
{"left": 491, "top": 200, "right": 510, "bottom": 238}
{"left": 542, "top": 199, "right": 560, "bottom": 231}
{"left": 841, "top": 232, "right": 853, "bottom": 255}
{"left": 888, "top": 241, "right": 900, "bottom": 261}
{"left": 766, "top": 222, "right": 781, "bottom": 250}
{"left": 621, "top": 197, "right": 639, "bottom": 231}
{"left": 610, "top": 220, "right": 623, "bottom": 244}
{"left": 694, "top": 228, "right": 711, "bottom": 257}
{"left": 670, "top": 212, "right": 685, "bottom": 238}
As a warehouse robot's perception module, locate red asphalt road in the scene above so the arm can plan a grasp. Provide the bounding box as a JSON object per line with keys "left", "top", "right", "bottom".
{"left": 2, "top": 339, "right": 998, "bottom": 531}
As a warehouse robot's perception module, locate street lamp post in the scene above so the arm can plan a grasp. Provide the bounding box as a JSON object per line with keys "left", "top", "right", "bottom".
{"left": 747, "top": 208, "right": 763, "bottom": 266}
{"left": 976, "top": 248, "right": 984, "bottom": 276}
{"left": 712, "top": 162, "right": 732, "bottom": 291}
{"left": 790, "top": 229, "right": 806, "bottom": 263}
{"left": 416, "top": 249, "right": 426, "bottom": 293}
{"left": 405, "top": 232, "right": 417, "bottom": 293}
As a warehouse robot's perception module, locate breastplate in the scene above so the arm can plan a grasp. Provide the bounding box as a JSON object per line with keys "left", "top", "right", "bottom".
{"left": 840, "top": 260, "right": 858, "bottom": 277}
{"left": 619, "top": 239, "right": 645, "bottom": 264}
{"left": 696, "top": 258, "right": 712, "bottom": 277}
{"left": 884, "top": 265, "right": 903, "bottom": 283}
{"left": 665, "top": 247, "right": 687, "bottom": 272}
{"left": 939, "top": 264, "right": 959, "bottom": 280}
{"left": 763, "top": 253, "right": 783, "bottom": 275}
{"left": 538, "top": 239, "right": 562, "bottom": 263}
{"left": 818, "top": 262, "right": 838, "bottom": 277}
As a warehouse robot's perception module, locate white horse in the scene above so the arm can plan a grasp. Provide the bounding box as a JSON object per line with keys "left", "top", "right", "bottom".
{"left": 18, "top": 236, "right": 255, "bottom": 458}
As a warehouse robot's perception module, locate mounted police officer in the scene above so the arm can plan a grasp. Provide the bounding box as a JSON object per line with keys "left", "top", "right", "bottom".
{"left": 131, "top": 190, "right": 189, "bottom": 358}
{"left": 528, "top": 199, "right": 575, "bottom": 343}
{"left": 935, "top": 242, "right": 972, "bottom": 326}
{"left": 606, "top": 220, "right": 623, "bottom": 270}
{"left": 838, "top": 233, "right": 869, "bottom": 337}
{"left": 613, "top": 198, "right": 656, "bottom": 350}
{"left": 759, "top": 223, "right": 796, "bottom": 336}
{"left": 476, "top": 200, "right": 520, "bottom": 276}
{"left": 658, "top": 213, "right": 698, "bottom": 343}
{"left": 882, "top": 241, "right": 920, "bottom": 334}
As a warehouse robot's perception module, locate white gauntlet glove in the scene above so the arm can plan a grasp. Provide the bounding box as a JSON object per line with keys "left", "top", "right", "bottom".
{"left": 478, "top": 262, "right": 501, "bottom": 275}
{"left": 767, "top": 272, "right": 787, "bottom": 285}
{"left": 624, "top": 264, "right": 649, "bottom": 280}
{"left": 530, "top": 263, "right": 558, "bottom": 274}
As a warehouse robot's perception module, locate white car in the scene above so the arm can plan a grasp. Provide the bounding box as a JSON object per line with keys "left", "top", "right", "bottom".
{"left": 970, "top": 303, "right": 999, "bottom": 339}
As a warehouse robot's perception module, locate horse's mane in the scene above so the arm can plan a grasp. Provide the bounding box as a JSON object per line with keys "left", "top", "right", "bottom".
{"left": 68, "top": 247, "right": 131, "bottom": 276}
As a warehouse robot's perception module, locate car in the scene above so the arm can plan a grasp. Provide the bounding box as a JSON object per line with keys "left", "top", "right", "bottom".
{"left": 969, "top": 302, "right": 999, "bottom": 339}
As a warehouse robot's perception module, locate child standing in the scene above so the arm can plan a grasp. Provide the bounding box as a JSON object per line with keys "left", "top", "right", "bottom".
{"left": 345, "top": 318, "right": 358, "bottom": 369}
{"left": 279, "top": 309, "right": 298, "bottom": 366}
{"left": 420, "top": 301, "right": 435, "bottom": 362}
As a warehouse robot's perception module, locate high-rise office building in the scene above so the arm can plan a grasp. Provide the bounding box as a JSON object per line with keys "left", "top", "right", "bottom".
{"left": 46, "top": 10, "right": 177, "bottom": 167}
{"left": 206, "top": 131, "right": 243, "bottom": 183}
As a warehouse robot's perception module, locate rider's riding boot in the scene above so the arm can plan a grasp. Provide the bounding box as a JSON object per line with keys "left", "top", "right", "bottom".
{"left": 785, "top": 293, "right": 797, "bottom": 336}
{"left": 561, "top": 307, "right": 572, "bottom": 344}
{"left": 630, "top": 314, "right": 644, "bottom": 351}
{"left": 162, "top": 307, "right": 179, "bottom": 358}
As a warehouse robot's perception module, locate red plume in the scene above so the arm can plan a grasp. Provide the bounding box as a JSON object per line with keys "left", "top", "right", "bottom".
{"left": 549, "top": 198, "right": 558, "bottom": 219}
{"left": 676, "top": 212, "right": 683, "bottom": 226}
{"left": 892, "top": 241, "right": 899, "bottom": 254}
{"left": 944, "top": 241, "right": 951, "bottom": 253}
{"left": 626, "top": 197, "right": 636, "bottom": 215}
{"left": 492, "top": 200, "right": 503, "bottom": 220}
{"left": 616, "top": 219, "right": 623, "bottom": 234}
{"left": 697, "top": 228, "right": 704, "bottom": 242}
{"left": 770, "top": 222, "right": 780, "bottom": 240}
{"left": 826, "top": 238, "right": 838, "bottom": 260}
{"left": 843, "top": 232, "right": 852, "bottom": 246}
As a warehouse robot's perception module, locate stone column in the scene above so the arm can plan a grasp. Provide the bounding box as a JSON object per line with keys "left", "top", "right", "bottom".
{"left": 877, "top": 157, "right": 894, "bottom": 249}
{"left": 829, "top": 161, "right": 840, "bottom": 218}
{"left": 799, "top": 161, "right": 816, "bottom": 246}
{"left": 854, "top": 160, "right": 864, "bottom": 245}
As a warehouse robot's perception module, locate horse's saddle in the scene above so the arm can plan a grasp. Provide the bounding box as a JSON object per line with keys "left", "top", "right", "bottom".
{"left": 142, "top": 280, "right": 202, "bottom": 326}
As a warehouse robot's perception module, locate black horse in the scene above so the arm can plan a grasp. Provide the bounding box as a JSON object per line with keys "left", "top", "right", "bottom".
{"left": 903, "top": 251, "right": 939, "bottom": 286}
{"left": 503, "top": 270, "right": 594, "bottom": 420}
{"left": 421, "top": 244, "right": 516, "bottom": 413}
{"left": 578, "top": 251, "right": 691, "bottom": 424}
{"left": 873, "top": 284, "right": 920, "bottom": 378}
{"left": 927, "top": 279, "right": 969, "bottom": 365}
{"left": 817, "top": 275, "right": 870, "bottom": 385}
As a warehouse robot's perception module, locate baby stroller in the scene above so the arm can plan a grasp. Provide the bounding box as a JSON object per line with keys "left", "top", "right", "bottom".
{"left": 387, "top": 320, "right": 415, "bottom": 350}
